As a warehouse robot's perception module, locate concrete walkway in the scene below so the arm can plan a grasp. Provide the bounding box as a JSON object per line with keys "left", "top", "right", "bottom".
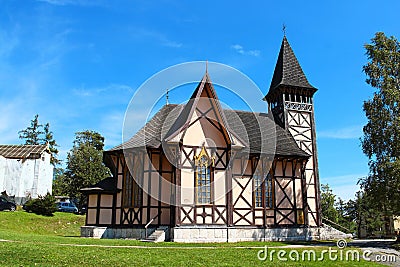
{"left": 348, "top": 239, "right": 399, "bottom": 266}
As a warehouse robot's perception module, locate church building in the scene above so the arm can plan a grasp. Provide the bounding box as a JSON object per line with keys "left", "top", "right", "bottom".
{"left": 81, "top": 36, "right": 344, "bottom": 242}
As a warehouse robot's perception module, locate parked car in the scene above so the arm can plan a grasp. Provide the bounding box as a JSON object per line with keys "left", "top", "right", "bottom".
{"left": 79, "top": 204, "right": 87, "bottom": 215}
{"left": 0, "top": 197, "right": 16, "bottom": 211}
{"left": 57, "top": 202, "right": 78, "bottom": 213}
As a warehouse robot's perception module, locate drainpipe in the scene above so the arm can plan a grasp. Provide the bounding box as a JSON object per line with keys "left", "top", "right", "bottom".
{"left": 32, "top": 158, "right": 39, "bottom": 198}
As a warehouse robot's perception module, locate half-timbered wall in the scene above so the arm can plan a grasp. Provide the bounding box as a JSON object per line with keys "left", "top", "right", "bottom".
{"left": 284, "top": 97, "right": 320, "bottom": 227}
{"left": 270, "top": 88, "right": 320, "bottom": 228}
{"left": 271, "top": 157, "right": 306, "bottom": 226}
{"left": 87, "top": 149, "right": 173, "bottom": 227}
{"left": 86, "top": 193, "right": 115, "bottom": 226}
{"left": 178, "top": 87, "right": 231, "bottom": 225}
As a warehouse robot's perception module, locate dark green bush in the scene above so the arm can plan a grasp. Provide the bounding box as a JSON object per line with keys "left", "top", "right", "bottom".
{"left": 24, "top": 193, "right": 57, "bottom": 216}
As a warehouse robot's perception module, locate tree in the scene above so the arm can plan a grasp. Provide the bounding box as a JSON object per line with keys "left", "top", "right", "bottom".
{"left": 18, "top": 114, "right": 60, "bottom": 166}
{"left": 359, "top": 32, "right": 400, "bottom": 222}
{"left": 18, "top": 114, "right": 43, "bottom": 145}
{"left": 52, "top": 167, "right": 68, "bottom": 196}
{"left": 42, "top": 123, "right": 60, "bottom": 166}
{"left": 320, "top": 184, "right": 339, "bottom": 223}
{"left": 64, "top": 130, "right": 110, "bottom": 207}
{"left": 24, "top": 193, "right": 57, "bottom": 216}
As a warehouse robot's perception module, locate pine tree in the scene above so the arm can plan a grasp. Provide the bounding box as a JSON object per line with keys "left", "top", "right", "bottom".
{"left": 18, "top": 114, "right": 43, "bottom": 145}
{"left": 42, "top": 123, "right": 60, "bottom": 166}
{"left": 18, "top": 115, "right": 60, "bottom": 166}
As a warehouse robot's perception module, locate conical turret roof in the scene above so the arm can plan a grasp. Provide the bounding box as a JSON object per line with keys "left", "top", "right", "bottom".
{"left": 264, "top": 36, "right": 316, "bottom": 101}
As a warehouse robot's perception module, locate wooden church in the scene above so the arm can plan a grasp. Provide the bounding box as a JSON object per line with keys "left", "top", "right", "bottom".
{"left": 81, "top": 36, "right": 332, "bottom": 242}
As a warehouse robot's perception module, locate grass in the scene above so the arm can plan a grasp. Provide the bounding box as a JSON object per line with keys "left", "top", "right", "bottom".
{"left": 0, "top": 211, "right": 384, "bottom": 266}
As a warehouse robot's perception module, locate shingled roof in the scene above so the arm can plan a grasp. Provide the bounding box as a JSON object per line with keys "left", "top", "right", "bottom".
{"left": 264, "top": 36, "right": 316, "bottom": 101}
{"left": 109, "top": 104, "right": 309, "bottom": 158}
{"left": 0, "top": 144, "right": 49, "bottom": 159}
{"left": 81, "top": 177, "right": 120, "bottom": 194}
{"left": 163, "top": 72, "right": 246, "bottom": 147}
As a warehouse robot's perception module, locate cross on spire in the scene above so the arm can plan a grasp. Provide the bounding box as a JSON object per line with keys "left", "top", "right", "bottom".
{"left": 282, "top": 23, "right": 286, "bottom": 36}
{"left": 166, "top": 88, "right": 169, "bottom": 105}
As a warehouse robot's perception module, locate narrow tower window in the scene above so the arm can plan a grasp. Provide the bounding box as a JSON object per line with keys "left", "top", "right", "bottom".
{"left": 194, "top": 146, "right": 214, "bottom": 204}
{"left": 253, "top": 168, "right": 273, "bottom": 208}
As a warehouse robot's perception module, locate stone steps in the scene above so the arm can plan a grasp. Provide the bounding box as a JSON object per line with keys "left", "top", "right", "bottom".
{"left": 141, "top": 227, "right": 168, "bottom": 242}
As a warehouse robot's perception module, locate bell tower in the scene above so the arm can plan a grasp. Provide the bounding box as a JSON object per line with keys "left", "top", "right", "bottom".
{"left": 263, "top": 36, "right": 321, "bottom": 227}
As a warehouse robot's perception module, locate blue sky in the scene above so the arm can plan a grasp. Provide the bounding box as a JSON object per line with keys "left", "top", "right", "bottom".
{"left": 1, "top": 0, "right": 399, "bottom": 200}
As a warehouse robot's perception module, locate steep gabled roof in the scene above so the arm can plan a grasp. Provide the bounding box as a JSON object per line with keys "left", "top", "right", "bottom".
{"left": 0, "top": 144, "right": 49, "bottom": 159}
{"left": 110, "top": 104, "right": 181, "bottom": 150}
{"left": 163, "top": 72, "right": 246, "bottom": 147}
{"left": 264, "top": 36, "right": 316, "bottom": 101}
{"left": 109, "top": 104, "right": 309, "bottom": 158}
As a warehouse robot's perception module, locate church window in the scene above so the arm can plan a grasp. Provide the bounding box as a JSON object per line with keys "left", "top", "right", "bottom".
{"left": 194, "top": 146, "right": 214, "bottom": 204}
{"left": 253, "top": 168, "right": 273, "bottom": 208}
{"left": 122, "top": 160, "right": 143, "bottom": 207}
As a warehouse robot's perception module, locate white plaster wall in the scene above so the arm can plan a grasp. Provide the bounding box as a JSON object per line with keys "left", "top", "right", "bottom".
{"left": 36, "top": 152, "right": 53, "bottom": 197}
{"left": 4, "top": 158, "right": 25, "bottom": 198}
{"left": 0, "top": 152, "right": 53, "bottom": 203}
{"left": 0, "top": 156, "right": 5, "bottom": 193}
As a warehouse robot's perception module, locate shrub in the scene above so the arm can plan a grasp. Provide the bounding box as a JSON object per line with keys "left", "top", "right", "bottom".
{"left": 24, "top": 193, "right": 57, "bottom": 216}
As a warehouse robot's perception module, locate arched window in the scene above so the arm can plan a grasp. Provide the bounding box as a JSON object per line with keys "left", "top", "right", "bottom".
{"left": 194, "top": 146, "right": 214, "bottom": 204}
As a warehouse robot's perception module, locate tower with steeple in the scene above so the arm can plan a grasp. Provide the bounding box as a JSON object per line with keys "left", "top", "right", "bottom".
{"left": 263, "top": 36, "right": 321, "bottom": 227}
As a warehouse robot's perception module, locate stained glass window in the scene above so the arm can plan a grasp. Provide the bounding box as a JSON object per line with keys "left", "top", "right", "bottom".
{"left": 195, "top": 147, "right": 213, "bottom": 204}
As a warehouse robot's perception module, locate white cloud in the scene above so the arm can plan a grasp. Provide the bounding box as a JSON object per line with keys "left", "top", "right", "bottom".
{"left": 0, "top": 29, "right": 19, "bottom": 58}
{"left": 132, "top": 28, "right": 183, "bottom": 48}
{"left": 318, "top": 125, "right": 362, "bottom": 139}
{"left": 163, "top": 40, "right": 183, "bottom": 48}
{"left": 231, "top": 44, "right": 260, "bottom": 57}
{"left": 72, "top": 83, "right": 134, "bottom": 99}
{"left": 36, "top": 0, "right": 106, "bottom": 6}
{"left": 320, "top": 173, "right": 367, "bottom": 201}
{"left": 100, "top": 113, "right": 125, "bottom": 149}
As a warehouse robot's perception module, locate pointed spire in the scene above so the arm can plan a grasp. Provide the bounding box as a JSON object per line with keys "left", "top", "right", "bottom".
{"left": 264, "top": 36, "right": 316, "bottom": 101}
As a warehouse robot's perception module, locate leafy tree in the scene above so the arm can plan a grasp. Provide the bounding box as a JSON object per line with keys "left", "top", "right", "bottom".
{"left": 52, "top": 167, "right": 68, "bottom": 196}
{"left": 18, "top": 114, "right": 60, "bottom": 166}
{"left": 359, "top": 32, "right": 400, "bottom": 233}
{"left": 321, "top": 183, "right": 387, "bottom": 237}
{"left": 320, "top": 184, "right": 339, "bottom": 223}
{"left": 64, "top": 130, "right": 110, "bottom": 208}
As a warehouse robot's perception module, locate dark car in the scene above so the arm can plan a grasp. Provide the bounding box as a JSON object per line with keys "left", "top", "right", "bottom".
{"left": 79, "top": 204, "right": 87, "bottom": 215}
{"left": 0, "top": 197, "right": 16, "bottom": 211}
{"left": 56, "top": 202, "right": 78, "bottom": 213}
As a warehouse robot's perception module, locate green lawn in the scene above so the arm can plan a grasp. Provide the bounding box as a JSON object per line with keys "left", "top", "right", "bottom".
{"left": 0, "top": 211, "right": 384, "bottom": 266}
